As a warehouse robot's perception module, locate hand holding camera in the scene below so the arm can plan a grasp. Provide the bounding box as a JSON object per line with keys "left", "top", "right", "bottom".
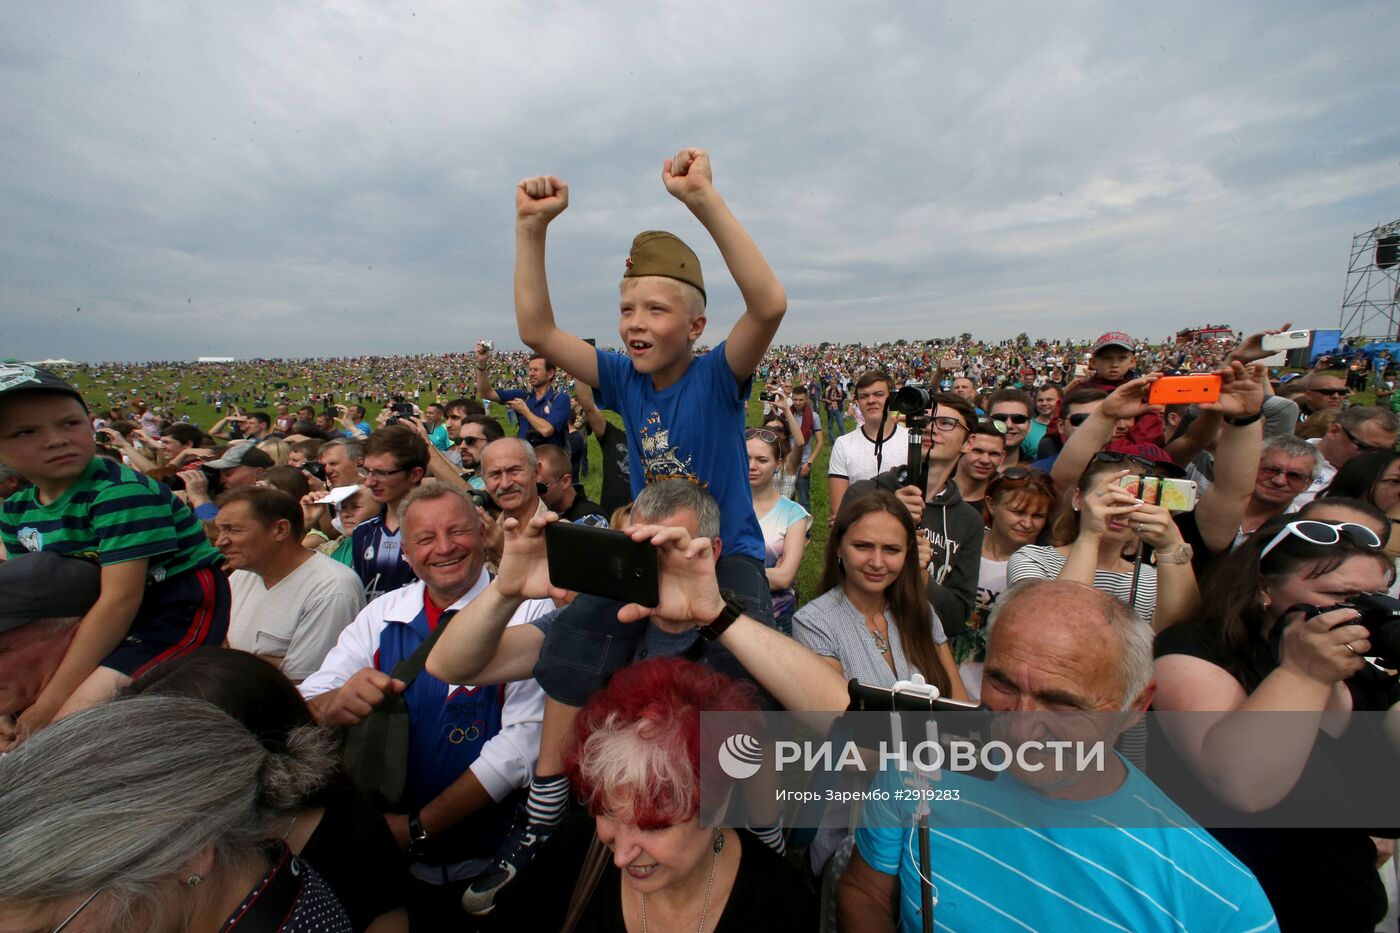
{"left": 1278, "top": 606, "right": 1370, "bottom": 687}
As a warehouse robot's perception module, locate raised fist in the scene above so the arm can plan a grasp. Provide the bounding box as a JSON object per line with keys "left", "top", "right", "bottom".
{"left": 516, "top": 175, "right": 568, "bottom": 224}
{"left": 662, "top": 148, "right": 714, "bottom": 204}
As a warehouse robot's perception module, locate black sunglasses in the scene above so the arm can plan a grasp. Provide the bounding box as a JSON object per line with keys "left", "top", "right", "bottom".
{"left": 1067, "top": 412, "right": 1092, "bottom": 427}
{"left": 990, "top": 412, "right": 1030, "bottom": 425}
{"left": 1340, "top": 424, "right": 1388, "bottom": 455}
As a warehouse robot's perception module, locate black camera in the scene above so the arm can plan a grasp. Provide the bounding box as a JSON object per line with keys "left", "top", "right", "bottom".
{"left": 759, "top": 391, "right": 775, "bottom": 402}
{"left": 301, "top": 461, "right": 326, "bottom": 482}
{"left": 1297, "top": 593, "right": 1400, "bottom": 669}
{"left": 163, "top": 464, "right": 223, "bottom": 496}
{"left": 891, "top": 385, "right": 932, "bottom": 416}
{"left": 386, "top": 401, "right": 415, "bottom": 426}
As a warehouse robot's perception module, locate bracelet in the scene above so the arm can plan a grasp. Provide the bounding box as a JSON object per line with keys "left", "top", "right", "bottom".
{"left": 1223, "top": 410, "right": 1263, "bottom": 427}
{"left": 1155, "top": 543, "right": 1194, "bottom": 565}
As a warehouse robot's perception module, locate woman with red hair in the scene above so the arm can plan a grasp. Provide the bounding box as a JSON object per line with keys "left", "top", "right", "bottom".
{"left": 485, "top": 657, "right": 815, "bottom": 931}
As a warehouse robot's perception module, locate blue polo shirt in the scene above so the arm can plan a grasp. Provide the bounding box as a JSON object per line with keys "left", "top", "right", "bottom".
{"left": 497, "top": 386, "right": 571, "bottom": 448}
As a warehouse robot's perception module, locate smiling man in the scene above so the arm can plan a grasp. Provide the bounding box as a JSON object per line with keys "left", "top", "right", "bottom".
{"left": 215, "top": 486, "right": 364, "bottom": 683}
{"left": 300, "top": 484, "right": 547, "bottom": 927}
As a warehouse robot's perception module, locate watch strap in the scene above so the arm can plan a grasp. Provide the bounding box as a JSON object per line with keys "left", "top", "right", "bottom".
{"left": 697, "top": 591, "right": 745, "bottom": 641}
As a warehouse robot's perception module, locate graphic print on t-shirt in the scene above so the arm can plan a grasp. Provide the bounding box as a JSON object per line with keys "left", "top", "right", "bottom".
{"left": 639, "top": 411, "right": 695, "bottom": 481}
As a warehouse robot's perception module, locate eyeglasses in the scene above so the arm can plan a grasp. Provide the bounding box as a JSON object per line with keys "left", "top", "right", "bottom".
{"left": 990, "top": 412, "right": 1030, "bottom": 425}
{"left": 1312, "top": 387, "right": 1351, "bottom": 397}
{"left": 1092, "top": 450, "right": 1158, "bottom": 471}
{"left": 1257, "top": 464, "right": 1313, "bottom": 486}
{"left": 52, "top": 890, "right": 102, "bottom": 932}
{"left": 1340, "top": 424, "right": 1388, "bottom": 455}
{"left": 1258, "top": 520, "right": 1383, "bottom": 563}
{"left": 1067, "top": 412, "right": 1092, "bottom": 427}
{"left": 363, "top": 467, "right": 408, "bottom": 480}
{"left": 931, "top": 416, "right": 968, "bottom": 434}
{"left": 745, "top": 428, "right": 781, "bottom": 444}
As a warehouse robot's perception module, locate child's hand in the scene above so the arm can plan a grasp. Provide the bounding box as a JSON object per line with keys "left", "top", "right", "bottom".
{"left": 662, "top": 148, "right": 713, "bottom": 205}
{"left": 516, "top": 175, "right": 568, "bottom": 225}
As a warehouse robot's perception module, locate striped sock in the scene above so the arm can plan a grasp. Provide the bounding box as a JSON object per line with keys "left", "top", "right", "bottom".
{"left": 525, "top": 773, "right": 570, "bottom": 829}
{"left": 751, "top": 824, "right": 786, "bottom": 855}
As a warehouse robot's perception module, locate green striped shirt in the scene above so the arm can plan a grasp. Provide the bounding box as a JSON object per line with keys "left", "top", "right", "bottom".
{"left": 1, "top": 456, "right": 221, "bottom": 581}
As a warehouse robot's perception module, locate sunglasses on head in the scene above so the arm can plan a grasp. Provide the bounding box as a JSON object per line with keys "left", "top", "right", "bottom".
{"left": 990, "top": 412, "right": 1030, "bottom": 425}
{"left": 977, "top": 416, "right": 1008, "bottom": 435}
{"left": 1092, "top": 450, "right": 1158, "bottom": 471}
{"left": 1258, "top": 520, "right": 1383, "bottom": 563}
{"left": 746, "top": 428, "right": 781, "bottom": 445}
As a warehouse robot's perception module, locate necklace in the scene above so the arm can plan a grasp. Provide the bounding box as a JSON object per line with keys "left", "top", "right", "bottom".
{"left": 868, "top": 625, "right": 890, "bottom": 655}
{"left": 641, "top": 830, "right": 723, "bottom": 933}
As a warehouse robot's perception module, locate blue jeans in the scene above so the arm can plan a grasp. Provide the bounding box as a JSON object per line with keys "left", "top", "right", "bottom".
{"left": 825, "top": 406, "right": 844, "bottom": 438}
{"left": 794, "top": 471, "right": 812, "bottom": 511}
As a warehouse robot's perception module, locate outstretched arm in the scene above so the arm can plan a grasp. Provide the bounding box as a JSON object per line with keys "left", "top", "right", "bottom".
{"left": 662, "top": 149, "right": 787, "bottom": 382}
{"left": 514, "top": 176, "right": 601, "bottom": 387}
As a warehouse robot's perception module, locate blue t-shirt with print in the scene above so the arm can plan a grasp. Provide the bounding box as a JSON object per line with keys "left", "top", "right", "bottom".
{"left": 595, "top": 342, "right": 763, "bottom": 561}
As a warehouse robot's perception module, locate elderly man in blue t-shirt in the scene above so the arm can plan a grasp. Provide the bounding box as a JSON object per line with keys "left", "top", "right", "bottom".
{"left": 838, "top": 579, "right": 1277, "bottom": 933}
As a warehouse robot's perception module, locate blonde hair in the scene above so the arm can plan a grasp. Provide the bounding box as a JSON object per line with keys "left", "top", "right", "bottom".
{"left": 256, "top": 438, "right": 291, "bottom": 466}
{"left": 620, "top": 275, "right": 706, "bottom": 319}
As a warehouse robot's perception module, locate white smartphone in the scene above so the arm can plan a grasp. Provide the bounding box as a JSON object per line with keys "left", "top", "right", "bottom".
{"left": 1261, "top": 329, "right": 1311, "bottom": 351}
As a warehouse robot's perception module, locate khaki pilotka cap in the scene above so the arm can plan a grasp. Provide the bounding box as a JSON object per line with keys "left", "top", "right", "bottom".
{"left": 623, "top": 231, "right": 706, "bottom": 305}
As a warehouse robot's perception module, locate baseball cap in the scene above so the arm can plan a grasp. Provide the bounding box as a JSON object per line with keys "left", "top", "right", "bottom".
{"left": 0, "top": 552, "right": 101, "bottom": 634}
{"left": 0, "top": 363, "right": 87, "bottom": 409}
{"left": 1103, "top": 439, "right": 1185, "bottom": 477}
{"left": 1091, "top": 333, "right": 1135, "bottom": 356}
{"left": 205, "top": 441, "right": 275, "bottom": 470}
{"left": 623, "top": 231, "right": 706, "bottom": 304}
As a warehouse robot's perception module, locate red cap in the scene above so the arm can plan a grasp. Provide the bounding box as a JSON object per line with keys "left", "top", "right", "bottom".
{"left": 1103, "top": 439, "right": 1185, "bottom": 477}
{"left": 1092, "top": 332, "right": 1134, "bottom": 355}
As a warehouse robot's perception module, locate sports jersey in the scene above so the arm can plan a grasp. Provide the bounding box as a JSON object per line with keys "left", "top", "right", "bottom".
{"left": 350, "top": 507, "right": 418, "bottom": 601}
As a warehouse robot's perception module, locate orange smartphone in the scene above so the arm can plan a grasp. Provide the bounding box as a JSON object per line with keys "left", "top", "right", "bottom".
{"left": 1147, "top": 374, "right": 1222, "bottom": 406}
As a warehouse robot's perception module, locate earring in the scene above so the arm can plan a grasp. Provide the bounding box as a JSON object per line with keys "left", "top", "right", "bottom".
{"left": 186, "top": 874, "right": 203, "bottom": 887}
{"left": 712, "top": 829, "right": 725, "bottom": 853}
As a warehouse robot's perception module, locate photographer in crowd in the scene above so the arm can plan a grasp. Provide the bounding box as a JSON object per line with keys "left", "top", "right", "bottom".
{"left": 475, "top": 342, "right": 571, "bottom": 448}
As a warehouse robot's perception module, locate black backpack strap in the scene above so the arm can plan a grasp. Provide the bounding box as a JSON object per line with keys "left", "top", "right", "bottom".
{"left": 388, "top": 608, "right": 458, "bottom": 687}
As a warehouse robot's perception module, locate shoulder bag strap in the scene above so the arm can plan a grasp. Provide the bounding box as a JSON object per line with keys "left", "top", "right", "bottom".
{"left": 561, "top": 832, "right": 609, "bottom": 933}
{"left": 387, "top": 607, "right": 457, "bottom": 687}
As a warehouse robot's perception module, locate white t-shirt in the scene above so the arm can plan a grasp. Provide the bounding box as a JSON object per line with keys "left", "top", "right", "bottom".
{"left": 960, "top": 554, "right": 1011, "bottom": 701}
{"left": 228, "top": 553, "right": 368, "bottom": 681}
{"left": 828, "top": 424, "right": 909, "bottom": 484}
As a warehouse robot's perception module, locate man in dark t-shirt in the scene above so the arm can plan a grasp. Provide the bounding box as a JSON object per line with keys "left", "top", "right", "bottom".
{"left": 575, "top": 380, "right": 631, "bottom": 516}
{"left": 536, "top": 446, "right": 608, "bottom": 527}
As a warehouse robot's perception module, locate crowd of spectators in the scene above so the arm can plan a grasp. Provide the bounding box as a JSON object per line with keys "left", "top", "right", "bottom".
{"left": 3, "top": 149, "right": 1400, "bottom": 932}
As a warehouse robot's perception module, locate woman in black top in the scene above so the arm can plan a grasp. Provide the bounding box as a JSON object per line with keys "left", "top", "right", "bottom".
{"left": 1153, "top": 514, "right": 1400, "bottom": 931}
{"left": 486, "top": 658, "right": 816, "bottom": 932}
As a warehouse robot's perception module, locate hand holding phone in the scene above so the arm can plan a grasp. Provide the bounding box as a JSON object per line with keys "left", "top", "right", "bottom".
{"left": 545, "top": 522, "right": 660, "bottom": 607}
{"left": 1119, "top": 475, "right": 1198, "bottom": 512}
{"left": 1146, "top": 374, "right": 1222, "bottom": 406}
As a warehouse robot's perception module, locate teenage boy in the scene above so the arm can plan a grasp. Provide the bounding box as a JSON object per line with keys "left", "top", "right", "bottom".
{"left": 827, "top": 370, "right": 908, "bottom": 518}
{"left": 461, "top": 148, "right": 787, "bottom": 910}
{"left": 984, "top": 388, "right": 1032, "bottom": 469}
{"left": 787, "top": 384, "right": 824, "bottom": 510}
{"left": 953, "top": 420, "right": 1008, "bottom": 512}
{"left": 0, "top": 366, "right": 227, "bottom": 749}
{"left": 1068, "top": 333, "right": 1164, "bottom": 445}
{"left": 353, "top": 425, "right": 428, "bottom": 601}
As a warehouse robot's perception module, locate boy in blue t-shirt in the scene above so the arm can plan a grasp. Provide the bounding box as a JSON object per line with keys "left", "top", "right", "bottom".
{"left": 460, "top": 149, "right": 789, "bottom": 912}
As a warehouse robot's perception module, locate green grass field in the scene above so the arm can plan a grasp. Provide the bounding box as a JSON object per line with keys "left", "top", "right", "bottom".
{"left": 65, "top": 368, "right": 838, "bottom": 606}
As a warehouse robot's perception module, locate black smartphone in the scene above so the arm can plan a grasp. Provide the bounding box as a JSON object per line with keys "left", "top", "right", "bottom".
{"left": 545, "top": 522, "right": 660, "bottom": 608}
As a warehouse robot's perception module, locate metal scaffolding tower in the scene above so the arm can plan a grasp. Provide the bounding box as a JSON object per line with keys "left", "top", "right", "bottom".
{"left": 1339, "top": 218, "right": 1400, "bottom": 339}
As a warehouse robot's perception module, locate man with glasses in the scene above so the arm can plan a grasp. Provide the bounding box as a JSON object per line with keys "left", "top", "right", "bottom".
{"left": 985, "top": 388, "right": 1032, "bottom": 470}
{"left": 1299, "top": 372, "right": 1351, "bottom": 423}
{"left": 1291, "top": 405, "right": 1399, "bottom": 509}
{"left": 1237, "top": 435, "right": 1324, "bottom": 536}
{"left": 535, "top": 445, "right": 607, "bottom": 526}
{"left": 352, "top": 425, "right": 428, "bottom": 600}
{"left": 853, "top": 392, "right": 985, "bottom": 638}
{"left": 827, "top": 370, "right": 909, "bottom": 519}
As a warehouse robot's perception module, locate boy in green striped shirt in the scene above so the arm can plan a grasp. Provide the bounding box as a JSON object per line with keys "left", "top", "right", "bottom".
{"left": 0, "top": 366, "right": 228, "bottom": 749}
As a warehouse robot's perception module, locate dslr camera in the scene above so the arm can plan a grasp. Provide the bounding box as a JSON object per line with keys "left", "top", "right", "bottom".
{"left": 1298, "top": 593, "right": 1400, "bottom": 669}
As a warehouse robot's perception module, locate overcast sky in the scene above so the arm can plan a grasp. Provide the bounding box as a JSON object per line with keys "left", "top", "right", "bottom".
{"left": 3, "top": 1, "right": 1397, "bottom": 362}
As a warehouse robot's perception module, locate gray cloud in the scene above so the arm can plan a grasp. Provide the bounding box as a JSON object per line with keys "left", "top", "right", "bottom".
{"left": 2, "top": 0, "right": 1397, "bottom": 361}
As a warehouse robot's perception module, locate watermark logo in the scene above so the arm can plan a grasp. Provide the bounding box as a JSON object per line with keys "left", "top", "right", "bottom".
{"left": 717, "top": 732, "right": 763, "bottom": 779}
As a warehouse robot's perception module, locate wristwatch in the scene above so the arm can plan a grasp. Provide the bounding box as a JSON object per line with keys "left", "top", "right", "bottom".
{"left": 697, "top": 591, "right": 746, "bottom": 641}
{"left": 407, "top": 812, "right": 431, "bottom": 856}
{"left": 1155, "top": 543, "right": 1194, "bottom": 565}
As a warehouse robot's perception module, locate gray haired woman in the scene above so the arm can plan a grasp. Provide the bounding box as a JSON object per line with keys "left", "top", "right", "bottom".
{"left": 0, "top": 694, "right": 351, "bottom": 932}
